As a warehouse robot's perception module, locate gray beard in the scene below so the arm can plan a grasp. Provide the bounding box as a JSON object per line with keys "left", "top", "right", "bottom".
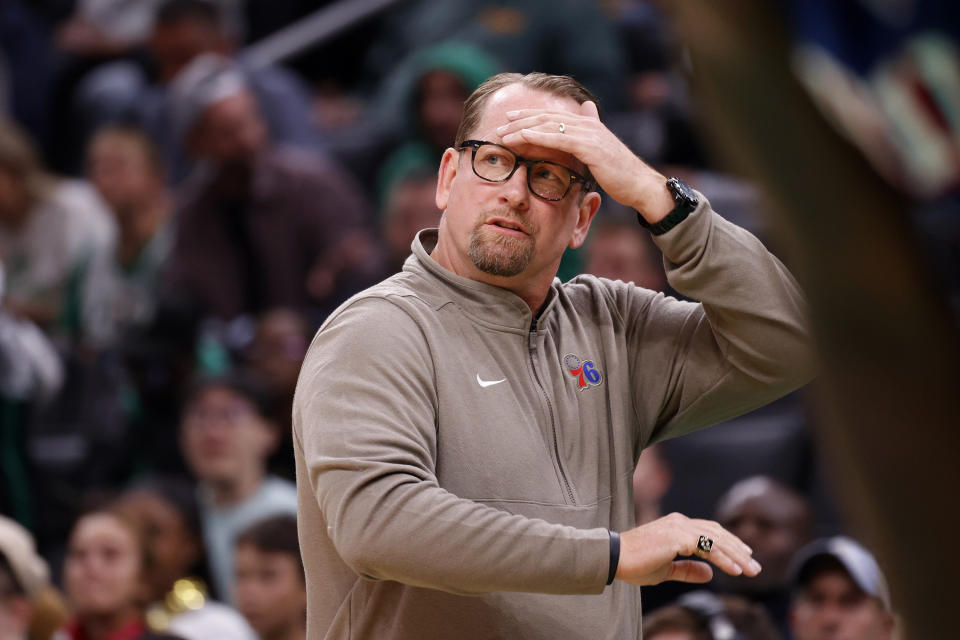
{"left": 467, "top": 223, "right": 535, "bottom": 277}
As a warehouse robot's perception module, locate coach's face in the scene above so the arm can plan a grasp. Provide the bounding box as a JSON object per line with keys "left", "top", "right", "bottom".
{"left": 432, "top": 84, "right": 600, "bottom": 296}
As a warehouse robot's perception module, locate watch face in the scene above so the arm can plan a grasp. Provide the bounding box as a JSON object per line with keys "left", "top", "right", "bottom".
{"left": 667, "top": 177, "right": 698, "bottom": 207}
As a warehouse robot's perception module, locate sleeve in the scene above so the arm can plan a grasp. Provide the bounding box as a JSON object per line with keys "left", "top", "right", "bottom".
{"left": 294, "top": 297, "right": 611, "bottom": 596}
{"left": 621, "top": 193, "right": 813, "bottom": 443}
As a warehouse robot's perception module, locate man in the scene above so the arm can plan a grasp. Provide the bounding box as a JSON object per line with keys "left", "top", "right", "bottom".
{"left": 179, "top": 373, "right": 297, "bottom": 602}
{"left": 234, "top": 515, "right": 306, "bottom": 640}
{"left": 788, "top": 537, "right": 895, "bottom": 640}
{"left": 714, "top": 476, "right": 813, "bottom": 636}
{"left": 81, "top": 124, "right": 173, "bottom": 348}
{"left": 0, "top": 118, "right": 114, "bottom": 330}
{"left": 162, "top": 54, "right": 379, "bottom": 321}
{"left": 71, "top": 0, "right": 318, "bottom": 183}
{"left": 293, "top": 72, "right": 811, "bottom": 638}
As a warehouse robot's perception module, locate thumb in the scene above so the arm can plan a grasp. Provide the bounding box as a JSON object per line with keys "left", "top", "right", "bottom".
{"left": 665, "top": 560, "right": 714, "bottom": 584}
{"left": 579, "top": 100, "right": 600, "bottom": 120}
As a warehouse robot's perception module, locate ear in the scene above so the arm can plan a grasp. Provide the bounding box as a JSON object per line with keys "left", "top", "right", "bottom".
{"left": 568, "top": 191, "right": 602, "bottom": 249}
{"left": 435, "top": 147, "right": 461, "bottom": 211}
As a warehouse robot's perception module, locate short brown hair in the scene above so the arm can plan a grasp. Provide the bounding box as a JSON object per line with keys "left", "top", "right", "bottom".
{"left": 236, "top": 515, "right": 303, "bottom": 580}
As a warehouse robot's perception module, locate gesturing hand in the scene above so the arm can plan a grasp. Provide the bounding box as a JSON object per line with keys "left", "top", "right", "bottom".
{"left": 496, "top": 101, "right": 674, "bottom": 220}
{"left": 614, "top": 512, "right": 762, "bottom": 586}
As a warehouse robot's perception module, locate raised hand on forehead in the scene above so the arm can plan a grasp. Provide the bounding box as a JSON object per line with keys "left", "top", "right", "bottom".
{"left": 497, "top": 100, "right": 675, "bottom": 222}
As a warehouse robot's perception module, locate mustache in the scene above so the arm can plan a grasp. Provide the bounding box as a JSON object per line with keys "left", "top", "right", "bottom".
{"left": 476, "top": 208, "right": 536, "bottom": 235}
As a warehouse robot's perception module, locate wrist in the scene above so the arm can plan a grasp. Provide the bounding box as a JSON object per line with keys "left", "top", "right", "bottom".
{"left": 633, "top": 180, "right": 675, "bottom": 225}
{"left": 637, "top": 177, "right": 700, "bottom": 235}
{"left": 607, "top": 530, "right": 620, "bottom": 585}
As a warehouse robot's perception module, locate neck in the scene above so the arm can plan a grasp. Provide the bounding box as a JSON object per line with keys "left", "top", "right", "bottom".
{"left": 208, "top": 469, "right": 264, "bottom": 507}
{"left": 115, "top": 197, "right": 168, "bottom": 266}
{"left": 78, "top": 609, "right": 140, "bottom": 640}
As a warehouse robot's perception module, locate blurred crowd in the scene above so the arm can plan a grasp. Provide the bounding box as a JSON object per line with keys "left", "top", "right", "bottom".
{"left": 3, "top": 0, "right": 956, "bottom": 638}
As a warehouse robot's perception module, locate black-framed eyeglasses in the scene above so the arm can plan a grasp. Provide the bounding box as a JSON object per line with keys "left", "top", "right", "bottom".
{"left": 459, "top": 140, "right": 594, "bottom": 202}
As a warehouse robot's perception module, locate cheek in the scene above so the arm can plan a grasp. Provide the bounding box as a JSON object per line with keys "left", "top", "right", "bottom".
{"left": 264, "top": 578, "right": 305, "bottom": 613}
{"left": 102, "top": 554, "right": 141, "bottom": 595}
{"left": 63, "top": 561, "right": 86, "bottom": 597}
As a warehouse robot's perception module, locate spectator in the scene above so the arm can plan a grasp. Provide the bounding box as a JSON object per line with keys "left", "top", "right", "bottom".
{"left": 55, "top": 508, "right": 183, "bottom": 640}
{"left": 234, "top": 515, "right": 304, "bottom": 640}
{"left": 0, "top": 515, "right": 69, "bottom": 640}
{"left": 162, "top": 54, "right": 379, "bottom": 322}
{"left": 80, "top": 125, "right": 173, "bottom": 349}
{"left": 644, "top": 591, "right": 782, "bottom": 640}
{"left": 242, "top": 308, "right": 312, "bottom": 480}
{"left": 714, "top": 476, "right": 813, "bottom": 637}
{"left": 583, "top": 216, "right": 667, "bottom": 292}
{"left": 113, "top": 479, "right": 256, "bottom": 640}
{"left": 0, "top": 119, "right": 113, "bottom": 331}
{"left": 375, "top": 42, "right": 499, "bottom": 203}
{"left": 178, "top": 373, "right": 297, "bottom": 602}
{"left": 787, "top": 537, "right": 896, "bottom": 640}
{"left": 70, "top": 0, "right": 317, "bottom": 183}
{"left": 380, "top": 169, "right": 443, "bottom": 272}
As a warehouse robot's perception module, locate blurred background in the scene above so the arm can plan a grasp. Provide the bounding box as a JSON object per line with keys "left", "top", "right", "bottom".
{"left": 0, "top": 1, "right": 956, "bottom": 639}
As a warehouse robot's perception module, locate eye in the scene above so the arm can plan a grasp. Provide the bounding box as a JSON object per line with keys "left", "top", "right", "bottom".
{"left": 531, "top": 163, "right": 568, "bottom": 185}
{"left": 480, "top": 149, "right": 511, "bottom": 166}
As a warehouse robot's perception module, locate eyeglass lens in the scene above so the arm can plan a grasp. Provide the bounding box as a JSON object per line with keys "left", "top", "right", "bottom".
{"left": 471, "top": 144, "right": 573, "bottom": 201}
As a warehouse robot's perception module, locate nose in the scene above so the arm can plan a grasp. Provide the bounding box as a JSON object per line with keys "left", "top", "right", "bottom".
{"left": 498, "top": 163, "right": 531, "bottom": 210}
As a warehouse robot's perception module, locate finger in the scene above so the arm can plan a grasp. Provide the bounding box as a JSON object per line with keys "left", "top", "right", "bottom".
{"left": 693, "top": 520, "right": 756, "bottom": 562}
{"left": 691, "top": 527, "right": 761, "bottom": 577}
{"left": 506, "top": 108, "right": 562, "bottom": 121}
{"left": 502, "top": 128, "right": 577, "bottom": 153}
{"left": 666, "top": 559, "right": 713, "bottom": 584}
{"left": 497, "top": 114, "right": 586, "bottom": 138}
{"left": 579, "top": 100, "right": 600, "bottom": 120}
{"left": 697, "top": 545, "right": 746, "bottom": 577}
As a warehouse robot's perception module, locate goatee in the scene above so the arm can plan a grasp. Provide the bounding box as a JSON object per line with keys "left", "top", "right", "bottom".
{"left": 468, "top": 215, "right": 535, "bottom": 277}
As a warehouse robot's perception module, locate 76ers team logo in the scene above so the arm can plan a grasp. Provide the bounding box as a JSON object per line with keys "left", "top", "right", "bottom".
{"left": 563, "top": 353, "right": 602, "bottom": 390}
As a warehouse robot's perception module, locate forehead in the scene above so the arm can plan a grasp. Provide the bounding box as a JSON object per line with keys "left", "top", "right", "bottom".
{"left": 802, "top": 567, "right": 861, "bottom": 596}
{"left": 474, "top": 84, "right": 582, "bottom": 144}
{"left": 72, "top": 513, "right": 134, "bottom": 545}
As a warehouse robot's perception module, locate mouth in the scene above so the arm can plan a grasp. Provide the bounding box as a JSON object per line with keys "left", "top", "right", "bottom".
{"left": 485, "top": 217, "right": 529, "bottom": 237}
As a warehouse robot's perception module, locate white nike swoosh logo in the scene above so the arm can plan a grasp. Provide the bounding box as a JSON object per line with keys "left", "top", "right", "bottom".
{"left": 476, "top": 374, "right": 506, "bottom": 388}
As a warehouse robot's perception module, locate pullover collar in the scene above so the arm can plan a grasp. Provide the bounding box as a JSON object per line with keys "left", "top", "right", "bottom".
{"left": 405, "top": 229, "right": 558, "bottom": 333}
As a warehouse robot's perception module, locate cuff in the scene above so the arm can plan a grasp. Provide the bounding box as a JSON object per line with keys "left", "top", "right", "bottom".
{"left": 607, "top": 530, "right": 620, "bottom": 585}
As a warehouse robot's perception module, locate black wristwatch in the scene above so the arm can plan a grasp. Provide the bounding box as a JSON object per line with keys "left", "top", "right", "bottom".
{"left": 636, "top": 177, "right": 699, "bottom": 235}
